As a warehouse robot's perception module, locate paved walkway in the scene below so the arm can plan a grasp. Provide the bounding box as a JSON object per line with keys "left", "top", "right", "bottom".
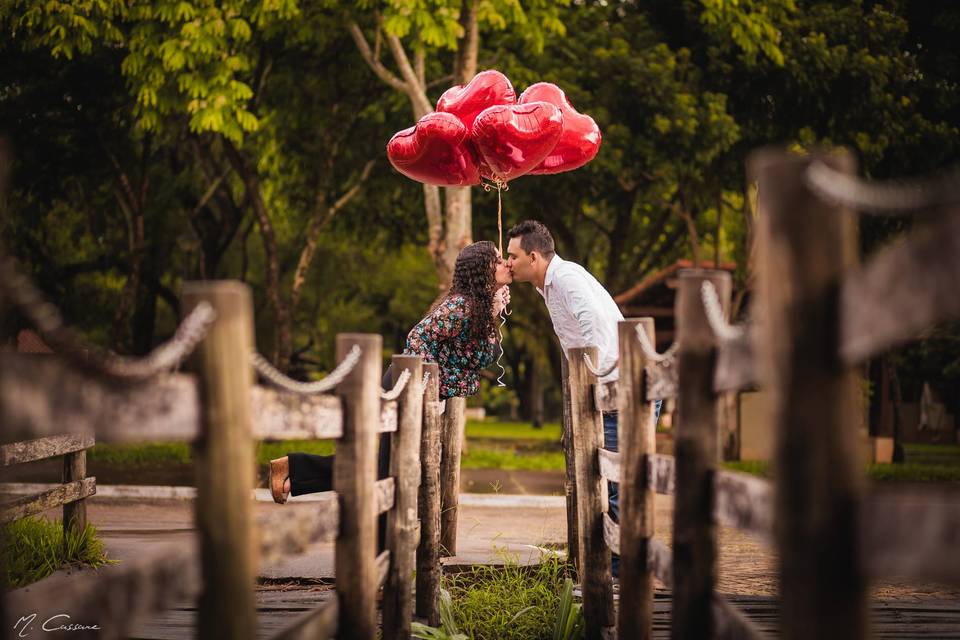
{"left": 9, "top": 486, "right": 960, "bottom": 600}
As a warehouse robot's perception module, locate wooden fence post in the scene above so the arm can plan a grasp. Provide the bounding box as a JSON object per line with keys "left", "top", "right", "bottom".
{"left": 672, "top": 269, "right": 730, "bottom": 640}
{"left": 334, "top": 333, "right": 382, "bottom": 640}
{"left": 62, "top": 447, "right": 87, "bottom": 547}
{"left": 416, "top": 362, "right": 442, "bottom": 625}
{"left": 751, "top": 148, "right": 866, "bottom": 640}
{"left": 618, "top": 317, "right": 657, "bottom": 640}
{"left": 440, "top": 396, "right": 466, "bottom": 556}
{"left": 568, "top": 345, "right": 615, "bottom": 640}
{"left": 182, "top": 281, "right": 257, "bottom": 640}
{"left": 560, "top": 352, "right": 580, "bottom": 571}
{"left": 383, "top": 354, "right": 424, "bottom": 640}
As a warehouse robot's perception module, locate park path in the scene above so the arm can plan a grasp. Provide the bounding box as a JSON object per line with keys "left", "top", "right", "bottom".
{"left": 11, "top": 487, "right": 960, "bottom": 601}
{"left": 9, "top": 487, "right": 960, "bottom": 638}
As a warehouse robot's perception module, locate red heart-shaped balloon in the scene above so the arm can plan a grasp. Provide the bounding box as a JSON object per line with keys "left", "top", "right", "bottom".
{"left": 519, "top": 82, "right": 601, "bottom": 175}
{"left": 387, "top": 112, "right": 481, "bottom": 187}
{"left": 436, "top": 70, "right": 516, "bottom": 134}
{"left": 471, "top": 102, "right": 564, "bottom": 183}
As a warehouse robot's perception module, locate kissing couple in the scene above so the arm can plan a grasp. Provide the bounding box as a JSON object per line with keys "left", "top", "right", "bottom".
{"left": 270, "top": 220, "right": 660, "bottom": 577}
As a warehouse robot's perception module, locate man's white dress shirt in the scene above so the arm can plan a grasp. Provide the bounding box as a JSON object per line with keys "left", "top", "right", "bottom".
{"left": 536, "top": 254, "right": 624, "bottom": 384}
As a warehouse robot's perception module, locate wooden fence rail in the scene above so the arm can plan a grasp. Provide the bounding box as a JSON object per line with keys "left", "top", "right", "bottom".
{"left": 567, "top": 147, "right": 960, "bottom": 640}
{"left": 1, "top": 279, "right": 441, "bottom": 640}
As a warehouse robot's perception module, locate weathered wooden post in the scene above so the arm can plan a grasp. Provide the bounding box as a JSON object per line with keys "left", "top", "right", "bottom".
{"left": 334, "top": 333, "right": 382, "bottom": 640}
{"left": 182, "top": 281, "right": 257, "bottom": 640}
{"left": 62, "top": 447, "right": 87, "bottom": 546}
{"left": 383, "top": 354, "right": 424, "bottom": 640}
{"left": 568, "top": 345, "right": 615, "bottom": 640}
{"left": 560, "top": 353, "right": 580, "bottom": 571}
{"left": 416, "top": 362, "right": 442, "bottom": 625}
{"left": 618, "top": 317, "right": 657, "bottom": 640}
{"left": 751, "top": 149, "right": 866, "bottom": 640}
{"left": 440, "top": 395, "right": 465, "bottom": 556}
{"left": 671, "top": 269, "right": 730, "bottom": 640}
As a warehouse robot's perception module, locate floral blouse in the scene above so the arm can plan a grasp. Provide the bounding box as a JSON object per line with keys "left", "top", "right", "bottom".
{"left": 405, "top": 294, "right": 498, "bottom": 399}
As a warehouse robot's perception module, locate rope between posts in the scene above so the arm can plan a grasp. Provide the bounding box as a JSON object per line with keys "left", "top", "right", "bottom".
{"left": 251, "top": 345, "right": 362, "bottom": 394}
{"left": 635, "top": 324, "right": 678, "bottom": 365}
{"left": 804, "top": 159, "right": 960, "bottom": 215}
{"left": 582, "top": 352, "right": 619, "bottom": 378}
{"left": 380, "top": 368, "right": 411, "bottom": 401}
{"left": 0, "top": 255, "right": 216, "bottom": 382}
{"left": 701, "top": 281, "right": 745, "bottom": 341}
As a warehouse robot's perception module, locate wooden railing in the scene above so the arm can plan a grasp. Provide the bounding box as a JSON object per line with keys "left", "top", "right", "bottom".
{"left": 0, "top": 279, "right": 446, "bottom": 639}
{"left": 0, "top": 433, "right": 96, "bottom": 545}
{"left": 567, "top": 148, "right": 960, "bottom": 640}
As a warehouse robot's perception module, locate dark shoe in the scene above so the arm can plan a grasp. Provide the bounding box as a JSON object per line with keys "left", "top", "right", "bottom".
{"left": 270, "top": 457, "right": 289, "bottom": 504}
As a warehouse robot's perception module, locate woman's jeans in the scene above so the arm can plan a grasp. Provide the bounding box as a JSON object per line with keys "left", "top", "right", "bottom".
{"left": 605, "top": 399, "right": 663, "bottom": 579}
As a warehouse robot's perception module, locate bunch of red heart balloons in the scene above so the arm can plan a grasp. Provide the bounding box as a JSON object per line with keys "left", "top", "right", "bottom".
{"left": 387, "top": 70, "right": 602, "bottom": 187}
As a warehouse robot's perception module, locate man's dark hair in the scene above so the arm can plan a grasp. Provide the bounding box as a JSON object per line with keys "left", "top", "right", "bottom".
{"left": 507, "top": 220, "right": 556, "bottom": 258}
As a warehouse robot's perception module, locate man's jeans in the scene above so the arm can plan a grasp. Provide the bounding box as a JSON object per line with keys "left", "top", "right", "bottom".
{"left": 604, "top": 399, "right": 662, "bottom": 579}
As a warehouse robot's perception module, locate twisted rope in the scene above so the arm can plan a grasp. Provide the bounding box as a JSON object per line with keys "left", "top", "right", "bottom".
{"left": 805, "top": 159, "right": 960, "bottom": 215}
{"left": 0, "top": 255, "right": 216, "bottom": 382}
{"left": 582, "top": 352, "right": 619, "bottom": 378}
{"left": 701, "top": 281, "right": 745, "bottom": 341}
{"left": 635, "top": 325, "right": 679, "bottom": 365}
{"left": 422, "top": 371, "right": 431, "bottom": 390}
{"left": 251, "top": 345, "right": 361, "bottom": 395}
{"left": 380, "top": 367, "right": 411, "bottom": 401}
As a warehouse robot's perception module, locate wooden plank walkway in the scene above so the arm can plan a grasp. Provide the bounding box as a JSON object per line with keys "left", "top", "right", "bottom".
{"left": 129, "top": 585, "right": 337, "bottom": 640}
{"left": 128, "top": 587, "right": 960, "bottom": 639}
{"left": 648, "top": 592, "right": 960, "bottom": 639}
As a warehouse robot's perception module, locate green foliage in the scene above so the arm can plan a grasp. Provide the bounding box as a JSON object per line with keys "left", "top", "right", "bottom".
{"left": 367, "top": 0, "right": 570, "bottom": 55}
{"left": 552, "top": 578, "right": 584, "bottom": 640}
{"left": 699, "top": 0, "right": 796, "bottom": 66}
{"left": 412, "top": 588, "right": 469, "bottom": 640}
{"left": 3, "top": 0, "right": 958, "bottom": 420}
{"left": 442, "top": 555, "right": 572, "bottom": 640}
{"left": 4, "top": 0, "right": 301, "bottom": 141}
{"left": 3, "top": 516, "right": 115, "bottom": 589}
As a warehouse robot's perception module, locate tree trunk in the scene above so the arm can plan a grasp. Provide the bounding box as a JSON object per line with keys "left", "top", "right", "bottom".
{"left": 224, "top": 140, "right": 291, "bottom": 368}
{"left": 349, "top": 7, "right": 480, "bottom": 295}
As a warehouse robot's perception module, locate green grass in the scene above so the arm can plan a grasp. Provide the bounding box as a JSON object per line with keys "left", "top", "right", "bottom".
{"left": 867, "top": 463, "right": 960, "bottom": 483}
{"left": 3, "top": 516, "right": 116, "bottom": 589}
{"left": 465, "top": 420, "right": 562, "bottom": 441}
{"left": 722, "top": 458, "right": 960, "bottom": 483}
{"left": 442, "top": 554, "right": 574, "bottom": 640}
{"left": 462, "top": 448, "right": 566, "bottom": 471}
{"left": 88, "top": 439, "right": 335, "bottom": 467}
{"left": 462, "top": 420, "right": 565, "bottom": 471}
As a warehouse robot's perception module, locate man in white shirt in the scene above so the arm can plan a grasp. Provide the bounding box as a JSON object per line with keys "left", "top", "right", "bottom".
{"left": 505, "top": 219, "right": 661, "bottom": 578}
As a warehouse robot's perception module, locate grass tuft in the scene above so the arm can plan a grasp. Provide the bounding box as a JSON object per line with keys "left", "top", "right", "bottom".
{"left": 442, "top": 553, "right": 573, "bottom": 640}
{"left": 3, "top": 515, "right": 116, "bottom": 589}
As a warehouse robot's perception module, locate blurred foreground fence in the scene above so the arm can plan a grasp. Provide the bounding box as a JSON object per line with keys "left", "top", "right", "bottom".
{"left": 566, "top": 148, "right": 960, "bottom": 640}
{"left": 0, "top": 275, "right": 450, "bottom": 639}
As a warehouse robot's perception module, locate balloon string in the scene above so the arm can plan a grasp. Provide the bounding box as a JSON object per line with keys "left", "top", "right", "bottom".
{"left": 496, "top": 306, "right": 508, "bottom": 387}
{"left": 497, "top": 184, "right": 503, "bottom": 255}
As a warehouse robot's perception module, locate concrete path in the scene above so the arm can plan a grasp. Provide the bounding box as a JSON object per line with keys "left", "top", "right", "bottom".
{"left": 7, "top": 484, "right": 960, "bottom": 602}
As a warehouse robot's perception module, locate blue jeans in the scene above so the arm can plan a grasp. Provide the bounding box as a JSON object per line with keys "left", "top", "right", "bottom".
{"left": 604, "top": 399, "right": 662, "bottom": 579}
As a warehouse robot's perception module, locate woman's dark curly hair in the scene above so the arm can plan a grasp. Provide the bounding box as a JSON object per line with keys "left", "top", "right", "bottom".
{"left": 446, "top": 240, "right": 499, "bottom": 341}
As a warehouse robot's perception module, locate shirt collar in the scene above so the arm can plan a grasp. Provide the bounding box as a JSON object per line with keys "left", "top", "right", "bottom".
{"left": 543, "top": 254, "right": 563, "bottom": 288}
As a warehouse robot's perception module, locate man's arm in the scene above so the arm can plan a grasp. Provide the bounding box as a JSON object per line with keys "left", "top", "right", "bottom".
{"left": 558, "top": 271, "right": 601, "bottom": 347}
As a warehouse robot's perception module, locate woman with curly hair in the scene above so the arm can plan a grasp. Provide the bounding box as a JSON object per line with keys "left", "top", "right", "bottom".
{"left": 269, "top": 241, "right": 511, "bottom": 510}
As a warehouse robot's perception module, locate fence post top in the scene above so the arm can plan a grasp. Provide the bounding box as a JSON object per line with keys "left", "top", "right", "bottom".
{"left": 181, "top": 279, "right": 252, "bottom": 296}
{"left": 746, "top": 145, "right": 857, "bottom": 175}
{"left": 677, "top": 268, "right": 732, "bottom": 284}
